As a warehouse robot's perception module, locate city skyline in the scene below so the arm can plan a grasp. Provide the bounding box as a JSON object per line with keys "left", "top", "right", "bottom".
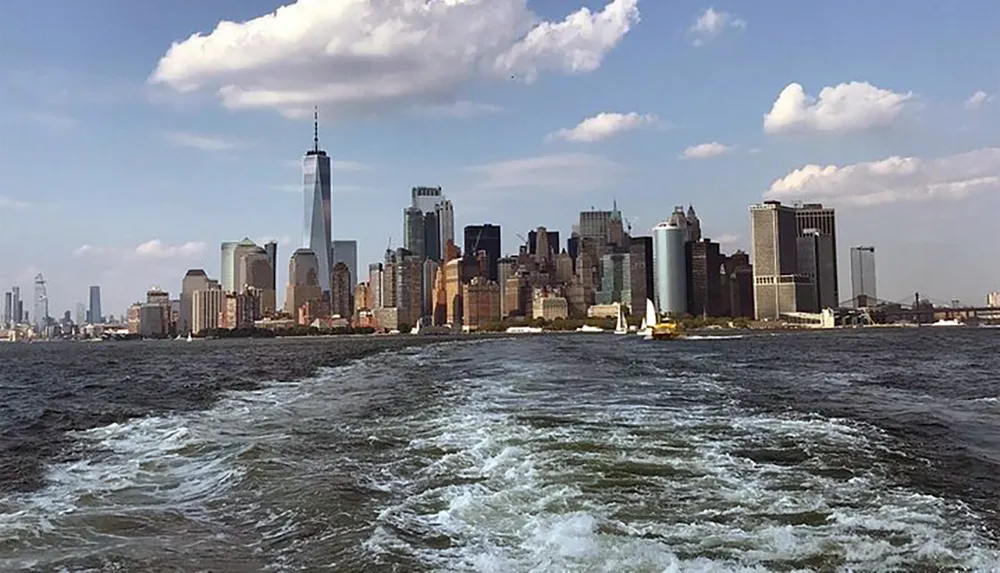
{"left": 2, "top": 0, "right": 1000, "bottom": 313}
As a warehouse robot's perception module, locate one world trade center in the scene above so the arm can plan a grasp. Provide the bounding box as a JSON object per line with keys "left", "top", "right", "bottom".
{"left": 303, "top": 109, "right": 333, "bottom": 295}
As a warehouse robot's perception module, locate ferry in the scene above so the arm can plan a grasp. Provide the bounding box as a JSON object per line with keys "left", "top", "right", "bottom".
{"left": 651, "top": 320, "right": 684, "bottom": 340}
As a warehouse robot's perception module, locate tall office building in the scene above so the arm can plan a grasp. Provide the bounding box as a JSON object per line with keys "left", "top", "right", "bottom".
{"left": 528, "top": 228, "right": 560, "bottom": 260}
{"left": 405, "top": 187, "right": 452, "bottom": 262}
{"left": 12, "top": 287, "right": 21, "bottom": 324}
{"left": 464, "top": 224, "right": 501, "bottom": 282}
{"left": 850, "top": 246, "right": 877, "bottom": 307}
{"left": 88, "top": 286, "right": 102, "bottom": 324}
{"left": 628, "top": 236, "right": 654, "bottom": 317}
{"left": 750, "top": 201, "right": 815, "bottom": 319}
{"left": 285, "top": 248, "right": 323, "bottom": 316}
{"left": 332, "top": 240, "right": 359, "bottom": 290}
{"left": 597, "top": 253, "right": 632, "bottom": 306}
{"left": 3, "top": 291, "right": 11, "bottom": 327}
{"left": 368, "top": 263, "right": 384, "bottom": 310}
{"left": 652, "top": 221, "right": 687, "bottom": 316}
{"left": 264, "top": 241, "right": 278, "bottom": 293}
{"left": 331, "top": 262, "right": 353, "bottom": 318}
{"left": 303, "top": 110, "right": 333, "bottom": 295}
{"left": 180, "top": 270, "right": 211, "bottom": 334}
{"left": 686, "top": 239, "right": 723, "bottom": 317}
{"left": 794, "top": 204, "right": 838, "bottom": 309}
{"left": 220, "top": 241, "right": 238, "bottom": 292}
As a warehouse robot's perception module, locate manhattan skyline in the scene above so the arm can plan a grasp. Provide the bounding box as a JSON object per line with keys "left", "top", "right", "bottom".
{"left": 1, "top": 0, "right": 1000, "bottom": 313}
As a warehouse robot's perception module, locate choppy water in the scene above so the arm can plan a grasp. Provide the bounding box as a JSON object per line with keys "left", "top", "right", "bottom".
{"left": 1, "top": 330, "right": 999, "bottom": 572}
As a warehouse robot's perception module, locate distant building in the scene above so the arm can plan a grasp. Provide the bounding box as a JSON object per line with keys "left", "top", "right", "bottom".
{"left": 88, "top": 285, "right": 102, "bottom": 324}
{"left": 332, "top": 240, "right": 358, "bottom": 290}
{"left": 987, "top": 291, "right": 1000, "bottom": 308}
{"left": 794, "top": 203, "right": 839, "bottom": 309}
{"left": 724, "top": 251, "right": 754, "bottom": 318}
{"left": 533, "top": 295, "right": 568, "bottom": 321}
{"left": 462, "top": 277, "right": 501, "bottom": 331}
{"left": 264, "top": 241, "right": 278, "bottom": 293}
{"left": 463, "top": 224, "right": 501, "bottom": 281}
{"left": 750, "top": 201, "right": 815, "bottom": 319}
{"left": 652, "top": 220, "right": 686, "bottom": 316}
{"left": 628, "top": 236, "right": 653, "bottom": 317}
{"left": 303, "top": 111, "right": 334, "bottom": 295}
{"left": 528, "top": 227, "right": 560, "bottom": 261}
{"left": 850, "top": 246, "right": 877, "bottom": 307}
{"left": 192, "top": 286, "right": 223, "bottom": 334}
{"left": 686, "top": 239, "right": 723, "bottom": 317}
{"left": 180, "top": 270, "right": 211, "bottom": 334}
{"left": 220, "top": 241, "right": 239, "bottom": 292}
{"left": 285, "top": 248, "right": 323, "bottom": 316}
{"left": 405, "top": 187, "right": 453, "bottom": 262}
{"left": 597, "top": 253, "right": 631, "bottom": 307}
{"left": 331, "top": 262, "right": 352, "bottom": 318}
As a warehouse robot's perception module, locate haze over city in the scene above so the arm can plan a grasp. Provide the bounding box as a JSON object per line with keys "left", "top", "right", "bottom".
{"left": 2, "top": 0, "right": 999, "bottom": 314}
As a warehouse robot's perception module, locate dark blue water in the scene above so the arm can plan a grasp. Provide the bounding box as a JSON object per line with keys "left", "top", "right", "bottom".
{"left": 0, "top": 330, "right": 998, "bottom": 571}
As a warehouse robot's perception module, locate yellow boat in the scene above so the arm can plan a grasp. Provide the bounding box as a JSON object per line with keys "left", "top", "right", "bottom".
{"left": 651, "top": 321, "right": 684, "bottom": 340}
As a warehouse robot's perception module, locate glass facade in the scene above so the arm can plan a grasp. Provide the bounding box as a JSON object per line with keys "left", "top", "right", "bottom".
{"left": 303, "top": 151, "right": 333, "bottom": 294}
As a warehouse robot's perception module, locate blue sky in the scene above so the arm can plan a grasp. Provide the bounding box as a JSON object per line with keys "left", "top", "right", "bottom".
{"left": 2, "top": 0, "right": 1000, "bottom": 315}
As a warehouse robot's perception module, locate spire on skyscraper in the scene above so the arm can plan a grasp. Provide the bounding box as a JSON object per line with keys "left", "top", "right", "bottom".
{"left": 313, "top": 106, "right": 319, "bottom": 153}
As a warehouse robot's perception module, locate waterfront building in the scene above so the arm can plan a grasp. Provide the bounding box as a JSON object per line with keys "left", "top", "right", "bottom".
{"left": 686, "top": 239, "right": 723, "bottom": 317}
{"left": 794, "top": 203, "right": 839, "bottom": 309}
{"left": 303, "top": 110, "right": 333, "bottom": 295}
{"left": 850, "top": 246, "right": 877, "bottom": 307}
{"left": 724, "top": 251, "right": 754, "bottom": 318}
{"left": 180, "top": 270, "right": 211, "bottom": 334}
{"left": 987, "top": 291, "right": 1000, "bottom": 308}
{"left": 597, "top": 252, "right": 631, "bottom": 307}
{"left": 750, "top": 200, "right": 815, "bottom": 319}
{"left": 532, "top": 294, "right": 569, "bottom": 321}
{"left": 462, "top": 277, "right": 501, "bottom": 331}
{"left": 652, "top": 220, "right": 687, "bottom": 316}
{"left": 628, "top": 236, "right": 653, "bottom": 319}
{"left": 192, "top": 285, "right": 223, "bottom": 334}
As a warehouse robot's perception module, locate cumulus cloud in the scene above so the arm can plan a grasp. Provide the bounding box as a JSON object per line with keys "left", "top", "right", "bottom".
{"left": 163, "top": 131, "right": 242, "bottom": 151}
{"left": 467, "top": 152, "right": 621, "bottom": 191}
{"left": 148, "top": 0, "right": 640, "bottom": 118}
{"left": 765, "top": 147, "right": 1000, "bottom": 207}
{"left": 965, "top": 90, "right": 995, "bottom": 110}
{"left": 547, "top": 112, "right": 659, "bottom": 143}
{"left": 715, "top": 233, "right": 740, "bottom": 245}
{"left": 763, "top": 81, "right": 913, "bottom": 135}
{"left": 689, "top": 7, "right": 745, "bottom": 46}
{"left": 680, "top": 141, "right": 730, "bottom": 159}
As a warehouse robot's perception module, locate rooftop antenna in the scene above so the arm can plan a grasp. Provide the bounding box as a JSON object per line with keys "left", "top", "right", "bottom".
{"left": 313, "top": 106, "right": 319, "bottom": 153}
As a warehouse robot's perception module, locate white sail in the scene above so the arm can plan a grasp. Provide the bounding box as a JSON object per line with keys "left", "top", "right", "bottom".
{"left": 645, "top": 298, "right": 658, "bottom": 327}
{"left": 614, "top": 303, "right": 628, "bottom": 334}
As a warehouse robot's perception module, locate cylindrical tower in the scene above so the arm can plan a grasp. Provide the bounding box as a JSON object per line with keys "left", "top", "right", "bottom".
{"left": 652, "top": 221, "right": 687, "bottom": 316}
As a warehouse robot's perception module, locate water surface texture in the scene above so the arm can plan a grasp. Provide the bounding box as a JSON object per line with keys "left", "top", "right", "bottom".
{"left": 1, "top": 331, "right": 998, "bottom": 571}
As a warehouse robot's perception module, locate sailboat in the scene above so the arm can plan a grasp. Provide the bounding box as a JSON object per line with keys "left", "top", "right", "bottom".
{"left": 613, "top": 303, "right": 629, "bottom": 335}
{"left": 186, "top": 332, "right": 193, "bottom": 342}
{"left": 637, "top": 298, "right": 656, "bottom": 337}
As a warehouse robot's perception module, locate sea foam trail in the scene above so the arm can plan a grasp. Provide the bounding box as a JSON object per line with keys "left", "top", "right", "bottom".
{"left": 1, "top": 338, "right": 999, "bottom": 572}
{"left": 363, "top": 352, "right": 1000, "bottom": 572}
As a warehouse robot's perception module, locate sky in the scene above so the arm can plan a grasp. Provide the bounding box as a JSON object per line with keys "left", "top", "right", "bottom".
{"left": 2, "top": 0, "right": 1000, "bottom": 317}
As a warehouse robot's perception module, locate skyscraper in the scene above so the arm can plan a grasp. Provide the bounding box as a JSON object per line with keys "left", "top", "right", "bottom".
{"left": 652, "top": 221, "right": 686, "bottom": 316}
{"left": 405, "top": 187, "right": 452, "bottom": 262}
{"left": 463, "top": 224, "right": 501, "bottom": 282}
{"left": 794, "top": 204, "right": 838, "bottom": 309}
{"left": 3, "top": 291, "right": 11, "bottom": 327}
{"left": 220, "top": 241, "right": 238, "bottom": 293}
{"left": 264, "top": 241, "right": 278, "bottom": 293}
{"left": 750, "top": 200, "right": 815, "bottom": 319}
{"left": 850, "top": 246, "right": 877, "bottom": 307}
{"left": 332, "top": 240, "right": 358, "bottom": 290}
{"left": 180, "top": 270, "right": 211, "bottom": 334}
{"left": 88, "top": 286, "right": 102, "bottom": 324}
{"left": 303, "top": 109, "right": 333, "bottom": 295}
{"left": 286, "top": 248, "right": 322, "bottom": 316}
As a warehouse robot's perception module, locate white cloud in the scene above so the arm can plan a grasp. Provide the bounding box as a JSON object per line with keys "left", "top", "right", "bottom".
{"left": 163, "top": 131, "right": 242, "bottom": 151}
{"left": 965, "top": 90, "right": 995, "bottom": 110}
{"left": 134, "top": 240, "right": 207, "bottom": 258}
{"left": 547, "top": 112, "right": 660, "bottom": 143}
{"left": 715, "top": 233, "right": 739, "bottom": 245}
{"left": 765, "top": 147, "right": 1000, "bottom": 207}
{"left": 148, "top": 0, "right": 640, "bottom": 118}
{"left": 680, "top": 141, "right": 730, "bottom": 159}
{"left": 763, "top": 81, "right": 913, "bottom": 135}
{"left": 689, "top": 7, "right": 745, "bottom": 46}
{"left": 467, "top": 152, "right": 621, "bottom": 191}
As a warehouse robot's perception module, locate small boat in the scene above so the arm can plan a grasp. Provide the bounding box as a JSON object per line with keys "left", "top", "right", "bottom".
{"left": 576, "top": 324, "right": 604, "bottom": 333}
{"left": 651, "top": 320, "right": 684, "bottom": 340}
{"left": 637, "top": 298, "right": 656, "bottom": 337}
{"left": 613, "top": 303, "right": 629, "bottom": 335}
